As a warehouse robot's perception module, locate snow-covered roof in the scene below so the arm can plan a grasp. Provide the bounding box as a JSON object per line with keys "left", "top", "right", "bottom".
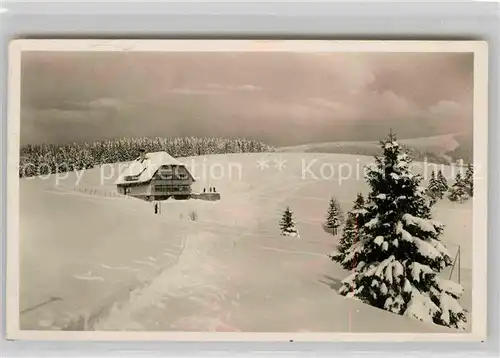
{"left": 115, "top": 151, "right": 192, "bottom": 185}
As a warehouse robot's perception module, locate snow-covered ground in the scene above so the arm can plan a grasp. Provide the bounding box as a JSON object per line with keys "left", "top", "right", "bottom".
{"left": 19, "top": 152, "right": 471, "bottom": 333}
{"left": 277, "top": 134, "right": 463, "bottom": 159}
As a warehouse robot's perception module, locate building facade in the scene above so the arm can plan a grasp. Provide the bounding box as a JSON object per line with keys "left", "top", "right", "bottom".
{"left": 115, "top": 151, "right": 195, "bottom": 201}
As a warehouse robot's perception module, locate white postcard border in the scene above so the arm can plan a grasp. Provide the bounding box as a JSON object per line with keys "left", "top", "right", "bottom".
{"left": 6, "top": 39, "right": 489, "bottom": 342}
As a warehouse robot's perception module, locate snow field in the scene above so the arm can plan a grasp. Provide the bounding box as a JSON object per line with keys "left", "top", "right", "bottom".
{"left": 19, "top": 152, "right": 472, "bottom": 332}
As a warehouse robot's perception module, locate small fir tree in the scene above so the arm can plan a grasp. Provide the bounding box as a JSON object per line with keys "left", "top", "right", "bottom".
{"left": 330, "top": 193, "right": 366, "bottom": 269}
{"left": 464, "top": 163, "right": 474, "bottom": 197}
{"left": 280, "top": 206, "right": 300, "bottom": 238}
{"left": 436, "top": 170, "right": 449, "bottom": 197}
{"left": 325, "top": 198, "right": 343, "bottom": 235}
{"left": 448, "top": 172, "right": 469, "bottom": 203}
{"left": 337, "top": 131, "right": 467, "bottom": 330}
{"left": 426, "top": 170, "right": 441, "bottom": 204}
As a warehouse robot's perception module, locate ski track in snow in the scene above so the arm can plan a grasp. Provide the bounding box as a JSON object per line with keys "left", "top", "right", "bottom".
{"left": 94, "top": 232, "right": 234, "bottom": 331}
{"left": 91, "top": 176, "right": 319, "bottom": 332}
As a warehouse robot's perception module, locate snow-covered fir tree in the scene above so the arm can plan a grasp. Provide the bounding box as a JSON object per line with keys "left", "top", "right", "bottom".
{"left": 464, "top": 163, "right": 474, "bottom": 197}
{"left": 330, "top": 193, "right": 367, "bottom": 269}
{"left": 436, "top": 170, "right": 449, "bottom": 197}
{"left": 426, "top": 170, "right": 441, "bottom": 204}
{"left": 448, "top": 172, "right": 469, "bottom": 203}
{"left": 337, "top": 131, "right": 467, "bottom": 330}
{"left": 325, "top": 198, "right": 343, "bottom": 235}
{"left": 280, "top": 207, "right": 300, "bottom": 238}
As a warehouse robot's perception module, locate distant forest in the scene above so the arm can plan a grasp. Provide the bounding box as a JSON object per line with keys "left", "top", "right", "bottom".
{"left": 19, "top": 135, "right": 472, "bottom": 179}
{"left": 19, "top": 137, "right": 275, "bottom": 178}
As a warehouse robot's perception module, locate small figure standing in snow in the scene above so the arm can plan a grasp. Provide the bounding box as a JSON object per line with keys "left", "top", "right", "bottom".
{"left": 279, "top": 206, "right": 300, "bottom": 239}
{"left": 154, "top": 202, "right": 159, "bottom": 214}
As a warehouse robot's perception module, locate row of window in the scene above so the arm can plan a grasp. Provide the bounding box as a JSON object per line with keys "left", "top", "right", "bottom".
{"left": 154, "top": 185, "right": 190, "bottom": 192}
{"left": 154, "top": 166, "right": 189, "bottom": 180}
{"left": 154, "top": 173, "right": 189, "bottom": 180}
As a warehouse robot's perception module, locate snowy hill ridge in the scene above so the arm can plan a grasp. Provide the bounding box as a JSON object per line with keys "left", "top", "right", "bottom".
{"left": 277, "top": 133, "right": 472, "bottom": 164}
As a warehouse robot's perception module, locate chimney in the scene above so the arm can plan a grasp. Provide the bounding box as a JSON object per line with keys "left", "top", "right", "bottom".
{"left": 139, "top": 149, "right": 146, "bottom": 162}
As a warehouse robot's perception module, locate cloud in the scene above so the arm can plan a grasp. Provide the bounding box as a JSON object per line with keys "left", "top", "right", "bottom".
{"left": 423, "top": 100, "right": 471, "bottom": 133}
{"left": 428, "top": 100, "right": 464, "bottom": 117}
{"left": 170, "top": 84, "right": 262, "bottom": 95}
{"left": 44, "top": 97, "right": 129, "bottom": 112}
{"left": 237, "top": 84, "right": 262, "bottom": 92}
{"left": 366, "top": 90, "right": 420, "bottom": 118}
{"left": 210, "top": 84, "right": 262, "bottom": 92}
{"left": 168, "top": 88, "right": 225, "bottom": 95}
{"left": 87, "top": 97, "right": 128, "bottom": 110}
{"left": 20, "top": 51, "right": 473, "bottom": 145}
{"left": 303, "top": 91, "right": 421, "bottom": 123}
{"left": 24, "top": 108, "right": 93, "bottom": 123}
{"left": 308, "top": 97, "right": 343, "bottom": 110}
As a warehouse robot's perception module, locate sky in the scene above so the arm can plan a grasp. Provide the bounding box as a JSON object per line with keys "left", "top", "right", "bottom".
{"left": 20, "top": 51, "right": 474, "bottom": 147}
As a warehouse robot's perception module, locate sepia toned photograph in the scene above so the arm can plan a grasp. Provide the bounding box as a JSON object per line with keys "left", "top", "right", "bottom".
{"left": 6, "top": 40, "right": 488, "bottom": 341}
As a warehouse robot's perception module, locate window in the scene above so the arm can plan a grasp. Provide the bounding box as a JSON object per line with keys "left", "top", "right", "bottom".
{"left": 173, "top": 167, "right": 189, "bottom": 180}
{"left": 155, "top": 172, "right": 173, "bottom": 180}
{"left": 154, "top": 165, "right": 189, "bottom": 180}
{"left": 154, "top": 167, "right": 173, "bottom": 180}
{"left": 154, "top": 185, "right": 169, "bottom": 192}
{"left": 154, "top": 185, "right": 189, "bottom": 193}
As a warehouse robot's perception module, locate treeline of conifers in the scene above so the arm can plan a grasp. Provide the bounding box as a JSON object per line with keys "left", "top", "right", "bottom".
{"left": 19, "top": 137, "right": 275, "bottom": 178}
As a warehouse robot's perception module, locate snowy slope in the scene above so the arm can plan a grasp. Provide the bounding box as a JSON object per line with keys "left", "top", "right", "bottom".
{"left": 19, "top": 152, "right": 471, "bottom": 333}
{"left": 277, "top": 134, "right": 466, "bottom": 164}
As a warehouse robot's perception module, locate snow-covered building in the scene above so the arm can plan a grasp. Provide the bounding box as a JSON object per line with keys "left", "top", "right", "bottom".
{"left": 115, "top": 150, "right": 195, "bottom": 201}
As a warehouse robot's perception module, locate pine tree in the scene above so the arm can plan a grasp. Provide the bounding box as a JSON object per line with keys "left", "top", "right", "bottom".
{"left": 436, "top": 170, "right": 449, "bottom": 197}
{"left": 325, "top": 198, "right": 343, "bottom": 235}
{"left": 330, "top": 193, "right": 366, "bottom": 269}
{"left": 464, "top": 163, "right": 474, "bottom": 197}
{"left": 448, "top": 172, "right": 469, "bottom": 203}
{"left": 337, "top": 131, "right": 467, "bottom": 330}
{"left": 350, "top": 193, "right": 367, "bottom": 224}
{"left": 426, "top": 170, "right": 441, "bottom": 203}
{"left": 280, "top": 207, "right": 300, "bottom": 238}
